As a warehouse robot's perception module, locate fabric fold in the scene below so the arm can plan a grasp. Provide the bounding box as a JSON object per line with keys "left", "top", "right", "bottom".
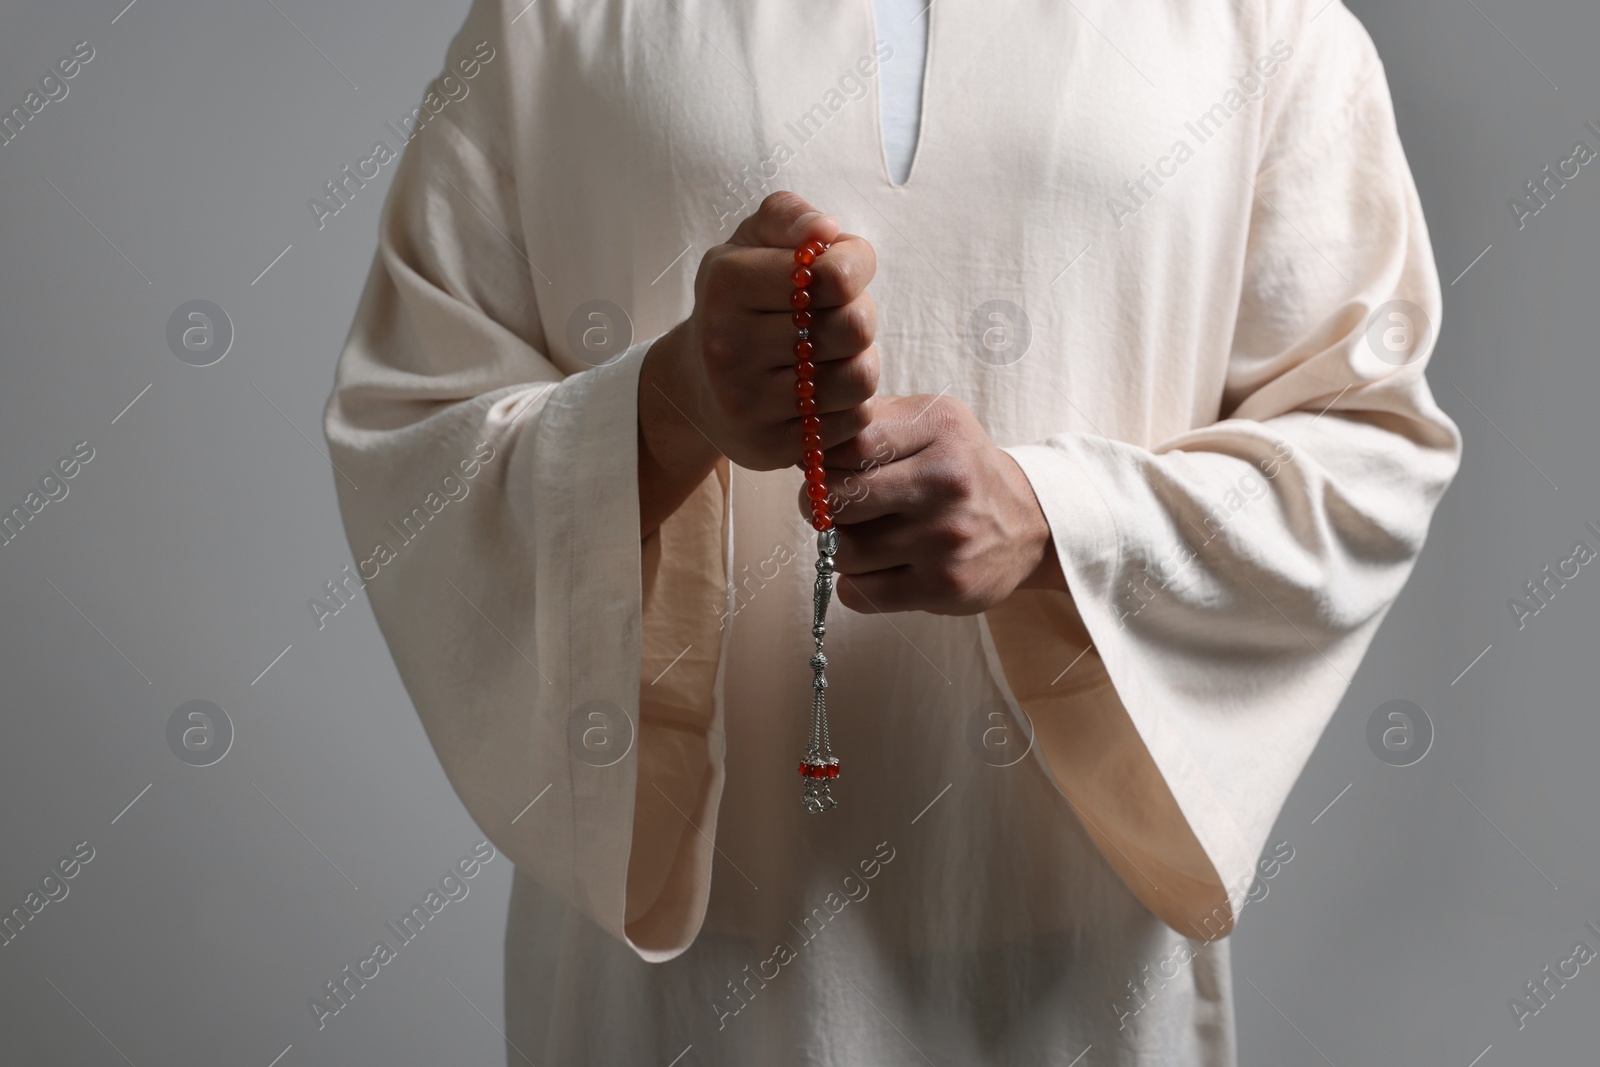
{"left": 980, "top": 25, "right": 1461, "bottom": 939}
{"left": 322, "top": 1, "right": 732, "bottom": 961}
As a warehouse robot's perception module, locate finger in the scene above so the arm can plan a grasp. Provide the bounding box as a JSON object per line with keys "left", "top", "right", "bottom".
{"left": 826, "top": 452, "right": 922, "bottom": 523}
{"left": 834, "top": 568, "right": 922, "bottom": 615}
{"left": 726, "top": 190, "right": 840, "bottom": 250}
{"left": 791, "top": 448, "right": 918, "bottom": 525}
{"left": 744, "top": 293, "right": 876, "bottom": 365}
{"left": 829, "top": 514, "right": 920, "bottom": 574}
{"left": 822, "top": 393, "right": 943, "bottom": 471}
{"left": 748, "top": 342, "right": 876, "bottom": 425}
{"left": 773, "top": 401, "right": 875, "bottom": 470}
{"left": 810, "top": 347, "right": 879, "bottom": 414}
{"left": 801, "top": 232, "right": 876, "bottom": 310}
{"left": 706, "top": 236, "right": 876, "bottom": 312}
{"left": 812, "top": 404, "right": 873, "bottom": 452}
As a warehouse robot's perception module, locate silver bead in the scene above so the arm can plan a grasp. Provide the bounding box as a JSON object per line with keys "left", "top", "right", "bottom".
{"left": 817, "top": 528, "right": 839, "bottom": 557}
{"left": 815, "top": 555, "right": 835, "bottom": 575}
{"left": 796, "top": 327, "right": 811, "bottom": 341}
{"left": 810, "top": 652, "right": 828, "bottom": 672}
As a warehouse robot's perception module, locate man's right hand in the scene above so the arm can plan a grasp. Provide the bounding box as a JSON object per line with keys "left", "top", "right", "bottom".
{"left": 639, "top": 192, "right": 880, "bottom": 534}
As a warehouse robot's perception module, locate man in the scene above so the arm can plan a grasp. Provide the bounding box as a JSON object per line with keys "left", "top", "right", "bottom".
{"left": 324, "top": 0, "right": 1459, "bottom": 1062}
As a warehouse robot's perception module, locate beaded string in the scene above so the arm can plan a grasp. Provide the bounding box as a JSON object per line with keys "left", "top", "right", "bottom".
{"left": 792, "top": 238, "right": 841, "bottom": 812}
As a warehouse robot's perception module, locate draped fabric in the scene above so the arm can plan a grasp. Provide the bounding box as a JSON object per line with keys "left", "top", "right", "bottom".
{"left": 323, "top": 1, "right": 1459, "bottom": 1062}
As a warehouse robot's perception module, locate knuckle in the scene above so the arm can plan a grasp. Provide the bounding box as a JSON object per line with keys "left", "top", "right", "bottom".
{"left": 761, "top": 190, "right": 805, "bottom": 218}
{"left": 856, "top": 297, "right": 879, "bottom": 347}
{"left": 927, "top": 563, "right": 968, "bottom": 602}
{"left": 839, "top": 297, "right": 876, "bottom": 352}
{"left": 854, "top": 237, "right": 878, "bottom": 283}
{"left": 927, "top": 459, "right": 973, "bottom": 500}
{"left": 927, "top": 516, "right": 971, "bottom": 552}
{"left": 700, "top": 322, "right": 735, "bottom": 371}
{"left": 926, "top": 394, "right": 961, "bottom": 430}
{"left": 845, "top": 402, "right": 875, "bottom": 439}
{"left": 828, "top": 253, "right": 860, "bottom": 298}
{"left": 843, "top": 350, "right": 879, "bottom": 402}
{"left": 698, "top": 255, "right": 735, "bottom": 306}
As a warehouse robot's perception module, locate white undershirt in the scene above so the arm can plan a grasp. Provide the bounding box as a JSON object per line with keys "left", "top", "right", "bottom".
{"left": 870, "top": 0, "right": 928, "bottom": 184}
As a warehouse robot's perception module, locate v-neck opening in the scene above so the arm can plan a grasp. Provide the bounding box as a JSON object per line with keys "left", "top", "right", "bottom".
{"left": 865, "top": 0, "right": 933, "bottom": 189}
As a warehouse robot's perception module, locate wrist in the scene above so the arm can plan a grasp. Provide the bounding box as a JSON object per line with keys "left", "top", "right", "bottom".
{"left": 999, "top": 447, "right": 1067, "bottom": 594}
{"left": 640, "top": 324, "right": 721, "bottom": 478}
{"left": 638, "top": 324, "right": 721, "bottom": 537}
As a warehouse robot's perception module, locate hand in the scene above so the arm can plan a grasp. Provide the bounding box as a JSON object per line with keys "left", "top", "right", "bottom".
{"left": 638, "top": 192, "right": 880, "bottom": 535}
{"left": 796, "top": 394, "right": 1066, "bottom": 615}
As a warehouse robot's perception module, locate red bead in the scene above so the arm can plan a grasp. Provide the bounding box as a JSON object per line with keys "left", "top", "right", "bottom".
{"left": 800, "top": 415, "right": 821, "bottom": 433}
{"left": 795, "top": 247, "right": 815, "bottom": 267}
{"left": 795, "top": 378, "right": 815, "bottom": 398}
{"left": 790, "top": 288, "right": 812, "bottom": 310}
{"left": 803, "top": 448, "right": 824, "bottom": 467}
{"left": 803, "top": 239, "right": 827, "bottom": 259}
{"left": 791, "top": 266, "right": 813, "bottom": 287}
{"left": 823, "top": 763, "right": 840, "bottom": 779}
{"left": 811, "top": 498, "right": 832, "bottom": 521}
{"left": 806, "top": 481, "right": 829, "bottom": 502}
{"left": 802, "top": 432, "right": 822, "bottom": 450}
{"left": 792, "top": 309, "right": 813, "bottom": 329}
{"left": 805, "top": 466, "right": 827, "bottom": 484}
{"left": 794, "top": 360, "right": 816, "bottom": 380}
{"left": 797, "top": 396, "right": 818, "bottom": 415}
{"left": 794, "top": 339, "right": 815, "bottom": 360}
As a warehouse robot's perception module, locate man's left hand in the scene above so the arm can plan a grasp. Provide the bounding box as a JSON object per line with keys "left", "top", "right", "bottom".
{"left": 796, "top": 394, "right": 1067, "bottom": 615}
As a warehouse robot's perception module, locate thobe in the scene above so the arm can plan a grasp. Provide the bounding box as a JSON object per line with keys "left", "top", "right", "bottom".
{"left": 322, "top": 0, "right": 1462, "bottom": 1063}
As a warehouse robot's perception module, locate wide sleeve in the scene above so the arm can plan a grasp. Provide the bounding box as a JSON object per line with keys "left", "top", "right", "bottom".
{"left": 321, "top": 0, "right": 731, "bottom": 961}
{"left": 980, "top": 4, "right": 1462, "bottom": 939}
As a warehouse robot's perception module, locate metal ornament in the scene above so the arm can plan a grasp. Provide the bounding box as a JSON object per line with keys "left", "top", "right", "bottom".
{"left": 800, "top": 527, "right": 841, "bottom": 811}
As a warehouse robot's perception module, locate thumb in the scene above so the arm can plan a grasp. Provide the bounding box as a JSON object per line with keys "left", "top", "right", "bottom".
{"left": 727, "top": 191, "right": 841, "bottom": 250}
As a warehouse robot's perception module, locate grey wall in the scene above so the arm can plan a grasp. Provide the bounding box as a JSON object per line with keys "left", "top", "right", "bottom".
{"left": 1232, "top": 1, "right": 1600, "bottom": 1064}
{"left": 0, "top": 1, "right": 1593, "bottom": 1064}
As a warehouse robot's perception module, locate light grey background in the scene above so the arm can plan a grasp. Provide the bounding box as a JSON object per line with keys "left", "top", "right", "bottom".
{"left": 0, "top": 1, "right": 1593, "bottom": 1064}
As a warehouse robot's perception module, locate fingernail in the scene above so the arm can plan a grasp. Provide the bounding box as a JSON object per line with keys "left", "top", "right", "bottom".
{"left": 795, "top": 211, "right": 825, "bottom": 230}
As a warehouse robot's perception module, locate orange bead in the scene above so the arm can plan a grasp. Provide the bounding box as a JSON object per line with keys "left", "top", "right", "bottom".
{"left": 797, "top": 396, "right": 818, "bottom": 415}
{"left": 805, "top": 466, "right": 827, "bottom": 484}
{"left": 792, "top": 266, "right": 813, "bottom": 287}
{"left": 792, "top": 309, "right": 813, "bottom": 329}
{"left": 790, "top": 288, "right": 812, "bottom": 310}
{"left": 801, "top": 415, "right": 821, "bottom": 433}
{"left": 803, "top": 448, "right": 824, "bottom": 467}
{"left": 796, "top": 378, "right": 815, "bottom": 398}
{"left": 794, "top": 339, "right": 815, "bottom": 360}
{"left": 795, "top": 247, "right": 816, "bottom": 266}
{"left": 806, "top": 481, "right": 829, "bottom": 501}
{"left": 794, "top": 360, "right": 816, "bottom": 380}
{"left": 802, "top": 432, "right": 823, "bottom": 450}
{"left": 803, "top": 239, "right": 827, "bottom": 259}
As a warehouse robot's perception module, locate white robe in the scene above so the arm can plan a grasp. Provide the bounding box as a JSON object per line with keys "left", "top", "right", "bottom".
{"left": 323, "top": 0, "right": 1461, "bottom": 1063}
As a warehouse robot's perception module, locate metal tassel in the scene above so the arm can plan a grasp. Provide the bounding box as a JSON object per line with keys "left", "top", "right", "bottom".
{"left": 801, "top": 527, "right": 840, "bottom": 812}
